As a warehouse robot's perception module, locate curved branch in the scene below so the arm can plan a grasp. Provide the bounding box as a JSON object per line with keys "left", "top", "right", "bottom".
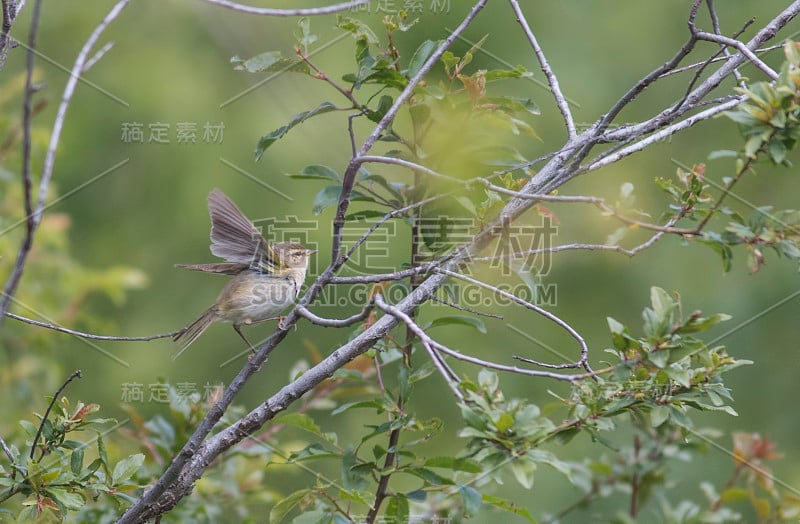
{"left": 198, "top": 0, "right": 368, "bottom": 16}
{"left": 508, "top": 0, "right": 576, "bottom": 138}
{"left": 373, "top": 294, "right": 463, "bottom": 400}
{"left": 296, "top": 304, "right": 372, "bottom": 328}
{"left": 435, "top": 268, "right": 592, "bottom": 372}
{"left": 4, "top": 312, "right": 180, "bottom": 341}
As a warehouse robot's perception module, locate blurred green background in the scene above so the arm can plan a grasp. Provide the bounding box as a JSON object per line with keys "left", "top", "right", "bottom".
{"left": 1, "top": 0, "right": 799, "bottom": 521}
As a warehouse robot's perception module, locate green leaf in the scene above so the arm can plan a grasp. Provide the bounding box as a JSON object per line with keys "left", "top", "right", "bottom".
{"left": 510, "top": 458, "right": 536, "bottom": 489}
{"left": 19, "top": 419, "right": 38, "bottom": 439}
{"left": 484, "top": 65, "right": 532, "bottom": 82}
{"left": 331, "top": 399, "right": 386, "bottom": 416}
{"left": 45, "top": 488, "right": 85, "bottom": 511}
{"left": 483, "top": 96, "right": 540, "bottom": 116}
{"left": 288, "top": 443, "right": 339, "bottom": 462}
{"left": 650, "top": 405, "right": 670, "bottom": 427}
{"left": 286, "top": 164, "right": 341, "bottom": 181}
{"left": 667, "top": 405, "right": 693, "bottom": 429}
{"left": 720, "top": 486, "right": 751, "bottom": 503}
{"left": 366, "top": 95, "right": 394, "bottom": 124}
{"left": 423, "top": 456, "right": 483, "bottom": 473}
{"left": 407, "top": 39, "right": 438, "bottom": 79}
{"left": 386, "top": 495, "right": 409, "bottom": 523}
{"left": 358, "top": 171, "right": 404, "bottom": 201}
{"left": 231, "top": 51, "right": 310, "bottom": 74}
{"left": 297, "top": 17, "right": 317, "bottom": 49}
{"left": 650, "top": 287, "right": 675, "bottom": 324}
{"left": 647, "top": 348, "right": 670, "bottom": 368}
{"left": 425, "top": 315, "right": 487, "bottom": 334}
{"left": 459, "top": 485, "right": 482, "bottom": 515}
{"left": 482, "top": 494, "right": 538, "bottom": 523}
{"left": 494, "top": 412, "right": 515, "bottom": 433}
{"left": 407, "top": 467, "right": 454, "bottom": 486}
{"left": 97, "top": 433, "right": 111, "bottom": 479}
{"left": 111, "top": 454, "right": 144, "bottom": 486}
{"left": 337, "top": 16, "right": 379, "bottom": 44}
{"left": 270, "top": 489, "right": 313, "bottom": 524}
{"left": 70, "top": 446, "right": 84, "bottom": 475}
{"left": 312, "top": 185, "right": 373, "bottom": 215}
{"left": 677, "top": 313, "right": 732, "bottom": 334}
{"left": 256, "top": 101, "right": 338, "bottom": 160}
{"left": 341, "top": 447, "right": 369, "bottom": 490}
{"left": 274, "top": 412, "right": 325, "bottom": 437}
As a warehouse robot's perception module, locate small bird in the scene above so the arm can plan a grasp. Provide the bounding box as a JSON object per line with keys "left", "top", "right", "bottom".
{"left": 174, "top": 188, "right": 315, "bottom": 353}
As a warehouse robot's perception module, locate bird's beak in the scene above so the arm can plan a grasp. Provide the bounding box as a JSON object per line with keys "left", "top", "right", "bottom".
{"left": 306, "top": 249, "right": 317, "bottom": 256}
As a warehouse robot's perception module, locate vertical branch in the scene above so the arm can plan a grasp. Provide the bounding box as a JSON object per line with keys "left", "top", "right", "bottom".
{"left": 368, "top": 176, "right": 423, "bottom": 521}
{"left": 0, "top": 0, "right": 19, "bottom": 70}
{"left": 0, "top": 0, "right": 132, "bottom": 320}
{"left": 0, "top": 0, "right": 42, "bottom": 319}
{"left": 507, "top": 0, "right": 576, "bottom": 138}
{"left": 629, "top": 433, "right": 641, "bottom": 518}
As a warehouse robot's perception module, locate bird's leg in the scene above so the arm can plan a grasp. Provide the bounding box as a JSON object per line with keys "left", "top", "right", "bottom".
{"left": 233, "top": 324, "right": 257, "bottom": 354}
{"left": 246, "top": 315, "right": 296, "bottom": 332}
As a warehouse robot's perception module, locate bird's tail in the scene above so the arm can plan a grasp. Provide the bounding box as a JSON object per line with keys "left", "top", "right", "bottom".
{"left": 172, "top": 307, "right": 218, "bottom": 359}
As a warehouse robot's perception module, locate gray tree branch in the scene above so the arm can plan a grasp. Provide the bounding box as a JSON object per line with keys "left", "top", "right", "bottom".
{"left": 112, "top": 2, "right": 800, "bottom": 522}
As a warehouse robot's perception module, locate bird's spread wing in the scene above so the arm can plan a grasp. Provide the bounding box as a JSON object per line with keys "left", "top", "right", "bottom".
{"left": 207, "top": 188, "right": 277, "bottom": 272}
{"left": 175, "top": 262, "right": 249, "bottom": 275}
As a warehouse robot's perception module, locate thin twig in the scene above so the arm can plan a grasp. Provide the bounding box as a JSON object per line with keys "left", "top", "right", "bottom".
{"left": 295, "top": 304, "right": 372, "bottom": 328}
{"left": 329, "top": 264, "right": 437, "bottom": 285}
{"left": 435, "top": 268, "right": 593, "bottom": 373}
{"left": 429, "top": 295, "right": 503, "bottom": 319}
{"left": 30, "top": 370, "right": 82, "bottom": 460}
{"left": 4, "top": 312, "right": 180, "bottom": 341}
{"left": 198, "top": 0, "right": 368, "bottom": 16}
{"left": 507, "top": 0, "right": 576, "bottom": 138}
{"left": 374, "top": 294, "right": 463, "bottom": 399}
{"left": 0, "top": 435, "right": 14, "bottom": 463}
